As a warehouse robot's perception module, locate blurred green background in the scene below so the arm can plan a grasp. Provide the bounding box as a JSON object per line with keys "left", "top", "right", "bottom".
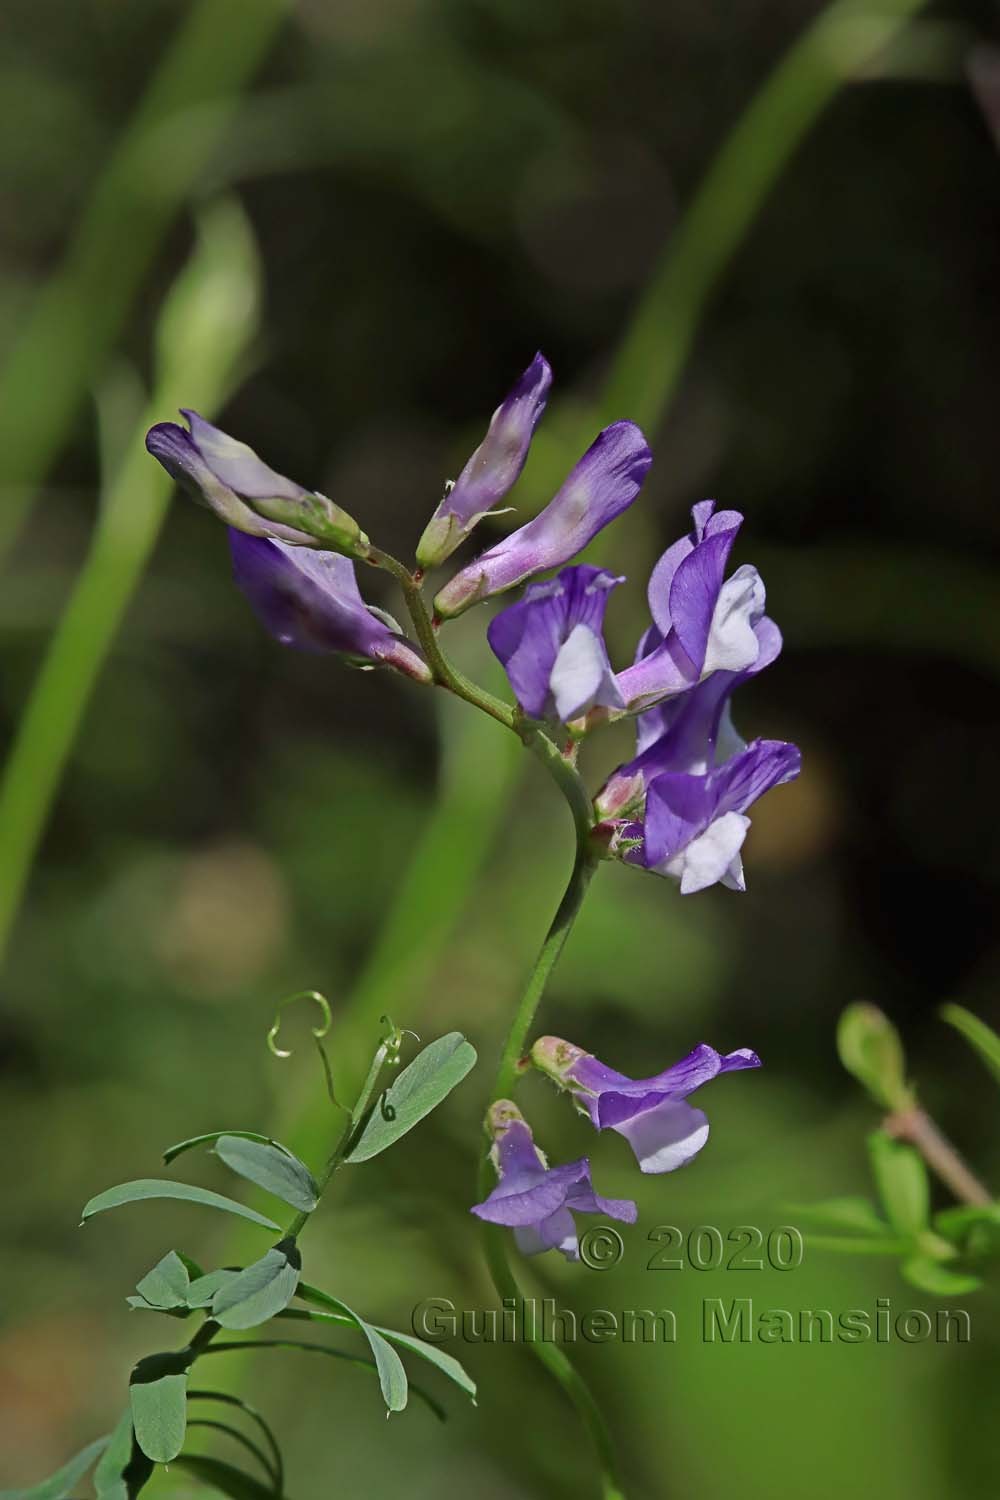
{"left": 2, "top": 0, "right": 998, "bottom": 1496}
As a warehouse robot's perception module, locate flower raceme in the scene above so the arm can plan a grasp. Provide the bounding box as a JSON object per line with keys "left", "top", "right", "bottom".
{"left": 470, "top": 1102, "right": 637, "bottom": 1260}
{"left": 145, "top": 359, "right": 799, "bottom": 893}
{"left": 532, "top": 1037, "right": 761, "bottom": 1174}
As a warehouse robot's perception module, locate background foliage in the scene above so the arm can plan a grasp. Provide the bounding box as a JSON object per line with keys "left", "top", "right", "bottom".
{"left": 1, "top": 1, "right": 998, "bottom": 1496}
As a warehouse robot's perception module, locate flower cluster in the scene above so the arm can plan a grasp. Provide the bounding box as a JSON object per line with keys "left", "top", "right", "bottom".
{"left": 470, "top": 1038, "right": 760, "bottom": 1259}
{"left": 147, "top": 353, "right": 798, "bottom": 1263}
{"left": 146, "top": 360, "right": 799, "bottom": 905}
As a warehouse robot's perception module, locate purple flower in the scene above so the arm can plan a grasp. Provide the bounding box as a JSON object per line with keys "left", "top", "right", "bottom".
{"left": 146, "top": 410, "right": 365, "bottom": 554}
{"left": 631, "top": 737, "right": 801, "bottom": 893}
{"left": 486, "top": 564, "right": 625, "bottom": 724}
{"left": 416, "top": 353, "right": 552, "bottom": 568}
{"left": 229, "top": 531, "right": 431, "bottom": 682}
{"left": 596, "top": 615, "right": 784, "bottom": 818}
{"left": 434, "top": 420, "right": 651, "bottom": 619}
{"left": 470, "top": 1101, "right": 637, "bottom": 1260}
{"left": 615, "top": 500, "right": 766, "bottom": 711}
{"left": 532, "top": 1037, "right": 760, "bottom": 1174}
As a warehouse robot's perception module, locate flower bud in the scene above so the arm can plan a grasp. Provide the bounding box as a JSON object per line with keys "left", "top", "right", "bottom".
{"left": 146, "top": 410, "right": 367, "bottom": 556}
{"left": 416, "top": 353, "right": 552, "bottom": 569}
{"left": 434, "top": 420, "right": 651, "bottom": 619}
{"left": 230, "top": 531, "right": 431, "bottom": 682}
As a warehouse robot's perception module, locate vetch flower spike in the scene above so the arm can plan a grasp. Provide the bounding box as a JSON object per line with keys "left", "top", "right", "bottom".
{"left": 230, "top": 531, "right": 431, "bottom": 682}
{"left": 470, "top": 1101, "right": 636, "bottom": 1260}
{"left": 417, "top": 353, "right": 552, "bottom": 569}
{"left": 434, "top": 420, "right": 651, "bottom": 619}
{"left": 146, "top": 410, "right": 367, "bottom": 555}
{"left": 532, "top": 1037, "right": 761, "bottom": 1174}
{"left": 615, "top": 500, "right": 766, "bottom": 710}
{"left": 487, "top": 564, "right": 626, "bottom": 724}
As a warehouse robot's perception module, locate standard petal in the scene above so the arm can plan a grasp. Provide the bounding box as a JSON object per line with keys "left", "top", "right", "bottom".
{"left": 487, "top": 565, "right": 623, "bottom": 722}
{"left": 667, "top": 526, "right": 741, "bottom": 673}
{"left": 702, "top": 564, "right": 766, "bottom": 675}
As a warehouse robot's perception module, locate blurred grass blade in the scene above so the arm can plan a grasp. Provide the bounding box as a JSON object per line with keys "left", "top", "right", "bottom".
{"left": 521, "top": 0, "right": 931, "bottom": 507}
{"left": 600, "top": 0, "right": 931, "bottom": 433}
{"left": 0, "top": 199, "right": 260, "bottom": 965}
{"left": 0, "top": 1437, "right": 109, "bottom": 1500}
{"left": 940, "top": 1004, "right": 1000, "bottom": 1085}
{"left": 0, "top": 0, "right": 287, "bottom": 559}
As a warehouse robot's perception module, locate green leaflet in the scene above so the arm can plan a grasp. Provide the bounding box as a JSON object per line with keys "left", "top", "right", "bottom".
{"left": 347, "top": 1032, "right": 476, "bottom": 1163}
{"left": 212, "top": 1241, "right": 302, "bottom": 1330}
{"left": 81, "top": 1178, "right": 280, "bottom": 1231}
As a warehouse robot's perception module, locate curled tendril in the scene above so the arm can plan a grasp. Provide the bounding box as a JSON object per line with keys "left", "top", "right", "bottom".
{"left": 379, "top": 1014, "right": 420, "bottom": 1066}
{"left": 267, "top": 990, "right": 332, "bottom": 1059}
{"left": 267, "top": 990, "right": 345, "bottom": 1113}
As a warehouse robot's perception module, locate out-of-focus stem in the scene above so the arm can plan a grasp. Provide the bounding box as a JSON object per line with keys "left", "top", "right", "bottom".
{"left": 885, "top": 1106, "right": 992, "bottom": 1207}
{"left": 0, "top": 0, "right": 289, "bottom": 561}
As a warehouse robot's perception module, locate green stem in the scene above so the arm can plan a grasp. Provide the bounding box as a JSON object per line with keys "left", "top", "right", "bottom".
{"left": 477, "top": 844, "right": 620, "bottom": 1498}
{"left": 367, "top": 545, "right": 594, "bottom": 849}
{"left": 480, "top": 1226, "right": 624, "bottom": 1500}
{"left": 491, "top": 845, "right": 598, "bottom": 1104}
{"left": 285, "top": 1028, "right": 400, "bottom": 1238}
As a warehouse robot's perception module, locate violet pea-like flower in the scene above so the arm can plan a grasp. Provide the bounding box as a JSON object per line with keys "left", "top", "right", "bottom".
{"left": 596, "top": 614, "right": 784, "bottom": 818}
{"left": 417, "top": 353, "right": 552, "bottom": 569}
{"left": 434, "top": 419, "right": 651, "bottom": 619}
{"left": 487, "top": 564, "right": 625, "bottom": 724}
{"left": 634, "top": 735, "right": 801, "bottom": 894}
{"left": 470, "top": 1101, "right": 637, "bottom": 1261}
{"left": 146, "top": 410, "right": 365, "bottom": 554}
{"left": 532, "top": 1037, "right": 760, "bottom": 1174}
{"left": 229, "top": 531, "right": 431, "bottom": 682}
{"left": 615, "top": 500, "right": 766, "bottom": 711}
